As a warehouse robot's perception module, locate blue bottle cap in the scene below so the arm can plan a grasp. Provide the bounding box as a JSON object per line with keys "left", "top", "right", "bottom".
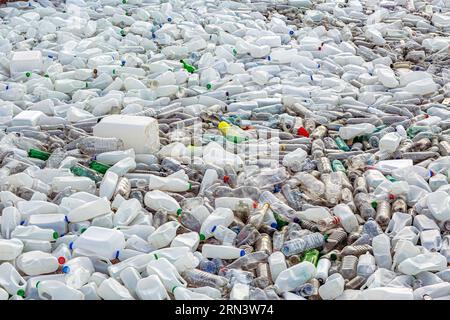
{"left": 69, "top": 242, "right": 73, "bottom": 250}
{"left": 240, "top": 250, "right": 245, "bottom": 257}
{"left": 211, "top": 225, "right": 217, "bottom": 233}
{"left": 62, "top": 266, "right": 70, "bottom": 274}
{"left": 271, "top": 222, "right": 278, "bottom": 229}
{"left": 115, "top": 250, "right": 120, "bottom": 259}
{"left": 289, "top": 30, "right": 294, "bottom": 35}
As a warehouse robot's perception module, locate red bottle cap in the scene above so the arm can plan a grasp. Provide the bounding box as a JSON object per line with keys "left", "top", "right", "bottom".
{"left": 223, "top": 175, "right": 230, "bottom": 183}
{"left": 58, "top": 257, "right": 66, "bottom": 265}
{"left": 297, "top": 127, "right": 310, "bottom": 137}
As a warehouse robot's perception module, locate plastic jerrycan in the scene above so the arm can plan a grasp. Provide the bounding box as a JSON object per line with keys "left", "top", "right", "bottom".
{"left": 275, "top": 261, "right": 316, "bottom": 292}
{"left": 171, "top": 232, "right": 200, "bottom": 251}
{"left": 120, "top": 267, "right": 142, "bottom": 298}
{"left": 97, "top": 278, "right": 135, "bottom": 300}
{"left": 37, "top": 280, "right": 85, "bottom": 300}
{"left": 0, "top": 262, "right": 27, "bottom": 296}
{"left": 147, "top": 221, "right": 180, "bottom": 249}
{"left": 144, "top": 190, "right": 181, "bottom": 214}
{"left": 16, "top": 251, "right": 59, "bottom": 276}
{"left": 0, "top": 238, "right": 24, "bottom": 261}
{"left": 136, "top": 275, "right": 170, "bottom": 300}
{"left": 71, "top": 226, "right": 125, "bottom": 260}
{"left": 146, "top": 258, "right": 187, "bottom": 292}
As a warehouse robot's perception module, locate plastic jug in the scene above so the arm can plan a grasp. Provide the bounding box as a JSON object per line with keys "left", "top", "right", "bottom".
{"left": 146, "top": 258, "right": 187, "bottom": 292}
{"left": 0, "top": 238, "right": 24, "bottom": 261}
{"left": 38, "top": 280, "right": 84, "bottom": 300}
{"left": 202, "top": 244, "right": 245, "bottom": 259}
{"left": 0, "top": 262, "right": 27, "bottom": 296}
{"left": 318, "top": 273, "right": 345, "bottom": 300}
{"left": 16, "top": 251, "right": 59, "bottom": 276}
{"left": 275, "top": 261, "right": 316, "bottom": 292}
{"left": 72, "top": 226, "right": 125, "bottom": 260}
{"left": 144, "top": 190, "right": 181, "bottom": 215}
{"left": 398, "top": 252, "right": 447, "bottom": 275}
{"left": 372, "top": 234, "right": 392, "bottom": 269}
{"left": 136, "top": 275, "right": 170, "bottom": 300}
{"left": 97, "top": 278, "right": 134, "bottom": 300}
{"left": 148, "top": 221, "right": 180, "bottom": 249}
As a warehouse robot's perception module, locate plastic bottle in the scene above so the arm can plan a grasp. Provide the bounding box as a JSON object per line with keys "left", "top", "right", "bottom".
{"left": 275, "top": 262, "right": 316, "bottom": 292}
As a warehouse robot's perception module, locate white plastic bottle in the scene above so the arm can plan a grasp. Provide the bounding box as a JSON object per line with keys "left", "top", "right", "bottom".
{"left": 99, "top": 171, "right": 119, "bottom": 200}
{"left": 275, "top": 261, "right": 316, "bottom": 292}
{"left": 16, "top": 251, "right": 59, "bottom": 276}
{"left": 173, "top": 286, "right": 213, "bottom": 300}
{"left": 71, "top": 226, "right": 125, "bottom": 260}
{"left": 339, "top": 123, "right": 375, "bottom": 140}
{"left": 63, "top": 257, "right": 95, "bottom": 289}
{"left": 144, "top": 190, "right": 181, "bottom": 214}
{"left": 0, "top": 262, "right": 27, "bottom": 296}
{"left": 113, "top": 198, "right": 142, "bottom": 227}
{"left": 147, "top": 221, "right": 180, "bottom": 249}
{"left": 120, "top": 267, "right": 141, "bottom": 298}
{"left": 135, "top": 275, "right": 170, "bottom": 300}
{"left": 148, "top": 173, "right": 191, "bottom": 192}
{"left": 38, "top": 280, "right": 85, "bottom": 300}
{"left": 108, "top": 157, "right": 137, "bottom": 177}
{"left": 211, "top": 225, "right": 237, "bottom": 246}
{"left": 1, "top": 206, "right": 21, "bottom": 239}
{"left": 357, "top": 252, "right": 377, "bottom": 278}
{"left": 318, "top": 273, "right": 345, "bottom": 300}
{"left": 398, "top": 252, "right": 447, "bottom": 275}
{"left": 268, "top": 251, "right": 287, "bottom": 282}
{"left": 171, "top": 232, "right": 200, "bottom": 251}
{"left": 146, "top": 258, "right": 187, "bottom": 292}
{"left": 0, "top": 238, "right": 24, "bottom": 261}
{"left": 67, "top": 198, "right": 112, "bottom": 223}
{"left": 372, "top": 234, "right": 392, "bottom": 269}
{"left": 97, "top": 278, "right": 134, "bottom": 300}
{"left": 11, "top": 225, "right": 58, "bottom": 242}
{"left": 200, "top": 208, "right": 234, "bottom": 240}
{"left": 333, "top": 204, "right": 358, "bottom": 233}
{"left": 202, "top": 244, "right": 245, "bottom": 259}
{"left": 360, "top": 287, "right": 414, "bottom": 300}
{"left": 315, "top": 257, "right": 331, "bottom": 283}
{"left": 379, "top": 132, "right": 402, "bottom": 154}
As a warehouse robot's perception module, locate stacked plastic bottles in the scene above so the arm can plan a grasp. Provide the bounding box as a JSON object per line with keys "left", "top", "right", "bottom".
{"left": 0, "top": 0, "right": 449, "bottom": 300}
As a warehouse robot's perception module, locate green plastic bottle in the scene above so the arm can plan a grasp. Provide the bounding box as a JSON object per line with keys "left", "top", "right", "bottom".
{"left": 28, "top": 149, "right": 51, "bottom": 161}
{"left": 332, "top": 159, "right": 346, "bottom": 172}
{"left": 407, "top": 125, "right": 429, "bottom": 138}
{"left": 180, "top": 59, "right": 197, "bottom": 73}
{"left": 89, "top": 161, "right": 111, "bottom": 174}
{"left": 335, "top": 137, "right": 350, "bottom": 151}
{"left": 273, "top": 212, "right": 289, "bottom": 229}
{"left": 70, "top": 165, "right": 103, "bottom": 183}
{"left": 303, "top": 249, "right": 320, "bottom": 266}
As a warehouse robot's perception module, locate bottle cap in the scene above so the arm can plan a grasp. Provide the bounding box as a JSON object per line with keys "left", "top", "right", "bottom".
{"left": 240, "top": 250, "right": 245, "bottom": 257}
{"left": 58, "top": 257, "right": 66, "bottom": 265}
{"left": 199, "top": 234, "right": 205, "bottom": 241}
{"left": 218, "top": 121, "right": 230, "bottom": 131}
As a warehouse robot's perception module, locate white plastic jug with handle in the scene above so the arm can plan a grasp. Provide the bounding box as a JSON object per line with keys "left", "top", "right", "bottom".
{"left": 379, "top": 132, "right": 402, "bottom": 154}
{"left": 173, "top": 286, "right": 213, "bottom": 300}
{"left": 99, "top": 171, "right": 119, "bottom": 200}
{"left": 427, "top": 191, "right": 450, "bottom": 222}
{"left": 372, "top": 234, "right": 392, "bottom": 269}
{"left": 16, "top": 251, "right": 59, "bottom": 276}
{"left": 63, "top": 257, "right": 95, "bottom": 289}
{"left": 38, "top": 280, "right": 85, "bottom": 300}
{"left": 147, "top": 221, "right": 180, "bottom": 249}
{"left": 11, "top": 226, "right": 58, "bottom": 242}
{"left": 392, "top": 240, "right": 421, "bottom": 270}
{"left": 67, "top": 198, "right": 112, "bottom": 223}
{"left": 97, "top": 278, "right": 135, "bottom": 300}
{"left": 338, "top": 123, "right": 375, "bottom": 140}
{"left": 113, "top": 198, "right": 142, "bottom": 227}
{"left": 136, "top": 275, "right": 170, "bottom": 300}
{"left": 318, "top": 273, "right": 345, "bottom": 300}
{"left": 200, "top": 208, "right": 234, "bottom": 239}
{"left": 120, "top": 267, "right": 141, "bottom": 298}
{"left": 51, "top": 176, "right": 96, "bottom": 193}
{"left": 0, "top": 288, "right": 8, "bottom": 300}
{"left": 398, "top": 252, "right": 447, "bottom": 275}
{"left": 144, "top": 190, "right": 181, "bottom": 214}
{"left": 146, "top": 258, "right": 187, "bottom": 292}
{"left": 1, "top": 206, "right": 21, "bottom": 239}
{"left": 202, "top": 244, "right": 245, "bottom": 259}
{"left": 108, "top": 254, "right": 157, "bottom": 279}
{"left": 108, "top": 157, "right": 136, "bottom": 177}
{"left": 171, "top": 232, "right": 200, "bottom": 251}
{"left": 72, "top": 226, "right": 125, "bottom": 260}
{"left": 275, "top": 261, "right": 316, "bottom": 292}
{"left": 315, "top": 258, "right": 331, "bottom": 283}
{"left": 359, "top": 287, "right": 413, "bottom": 300}
{"left": 148, "top": 171, "right": 191, "bottom": 192}
{"left": 413, "top": 282, "right": 450, "bottom": 300}
{"left": 0, "top": 262, "right": 27, "bottom": 296}
{"left": 333, "top": 204, "right": 358, "bottom": 233}
{"left": 0, "top": 238, "right": 24, "bottom": 261}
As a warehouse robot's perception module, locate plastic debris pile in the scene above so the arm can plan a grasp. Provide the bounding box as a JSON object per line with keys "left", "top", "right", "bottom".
{"left": 0, "top": 0, "right": 449, "bottom": 300}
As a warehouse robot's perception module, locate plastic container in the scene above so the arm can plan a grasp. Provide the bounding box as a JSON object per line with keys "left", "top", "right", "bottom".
{"left": 72, "top": 227, "right": 125, "bottom": 260}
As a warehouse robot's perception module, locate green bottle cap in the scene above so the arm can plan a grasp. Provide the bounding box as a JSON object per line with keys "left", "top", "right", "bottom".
{"left": 176, "top": 208, "right": 182, "bottom": 216}
{"left": 371, "top": 201, "right": 378, "bottom": 209}
{"left": 25, "top": 72, "right": 31, "bottom": 77}
{"left": 206, "top": 83, "right": 212, "bottom": 90}
{"left": 188, "top": 183, "right": 192, "bottom": 190}
{"left": 35, "top": 281, "right": 40, "bottom": 288}
{"left": 53, "top": 232, "right": 59, "bottom": 239}
{"left": 199, "top": 234, "right": 205, "bottom": 241}
{"left": 17, "top": 289, "right": 25, "bottom": 297}
{"left": 80, "top": 227, "right": 87, "bottom": 234}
